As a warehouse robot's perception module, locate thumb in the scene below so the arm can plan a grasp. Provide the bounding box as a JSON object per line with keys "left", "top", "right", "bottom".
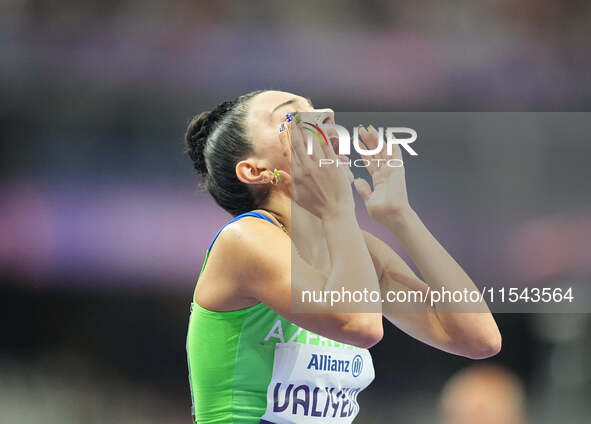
{"left": 353, "top": 178, "right": 372, "bottom": 202}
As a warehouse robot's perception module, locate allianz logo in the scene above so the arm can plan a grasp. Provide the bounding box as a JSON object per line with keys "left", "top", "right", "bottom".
{"left": 306, "top": 353, "right": 363, "bottom": 378}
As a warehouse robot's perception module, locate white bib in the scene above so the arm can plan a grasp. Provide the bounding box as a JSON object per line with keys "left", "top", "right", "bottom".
{"left": 260, "top": 342, "right": 374, "bottom": 423}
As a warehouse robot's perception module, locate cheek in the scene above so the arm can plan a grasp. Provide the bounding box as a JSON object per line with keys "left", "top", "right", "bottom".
{"left": 271, "top": 132, "right": 291, "bottom": 169}
{"left": 256, "top": 124, "right": 291, "bottom": 170}
{"left": 277, "top": 145, "right": 291, "bottom": 170}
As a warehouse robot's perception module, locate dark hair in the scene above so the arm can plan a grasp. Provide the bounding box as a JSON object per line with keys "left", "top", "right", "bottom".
{"left": 185, "top": 90, "right": 267, "bottom": 216}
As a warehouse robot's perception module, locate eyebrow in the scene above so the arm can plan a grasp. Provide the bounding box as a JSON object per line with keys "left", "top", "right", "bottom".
{"left": 271, "top": 97, "right": 314, "bottom": 113}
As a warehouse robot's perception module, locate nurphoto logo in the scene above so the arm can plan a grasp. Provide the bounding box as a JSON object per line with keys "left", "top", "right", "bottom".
{"left": 303, "top": 120, "right": 418, "bottom": 168}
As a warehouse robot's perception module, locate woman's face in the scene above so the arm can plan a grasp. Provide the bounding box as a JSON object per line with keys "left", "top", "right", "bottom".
{"left": 242, "top": 90, "right": 335, "bottom": 176}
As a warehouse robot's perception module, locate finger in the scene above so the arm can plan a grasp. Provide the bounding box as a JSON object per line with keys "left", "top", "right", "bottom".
{"left": 279, "top": 112, "right": 299, "bottom": 148}
{"left": 290, "top": 142, "right": 307, "bottom": 181}
{"left": 358, "top": 126, "right": 381, "bottom": 176}
{"left": 289, "top": 118, "right": 314, "bottom": 167}
{"left": 353, "top": 178, "right": 372, "bottom": 202}
{"left": 300, "top": 122, "right": 327, "bottom": 162}
{"left": 290, "top": 139, "right": 305, "bottom": 175}
{"left": 317, "top": 124, "right": 337, "bottom": 160}
{"left": 368, "top": 124, "right": 390, "bottom": 160}
{"left": 358, "top": 125, "right": 378, "bottom": 151}
{"left": 278, "top": 119, "right": 291, "bottom": 149}
{"left": 338, "top": 154, "right": 353, "bottom": 178}
{"left": 390, "top": 139, "right": 403, "bottom": 163}
{"left": 280, "top": 115, "right": 308, "bottom": 179}
{"left": 337, "top": 154, "right": 350, "bottom": 163}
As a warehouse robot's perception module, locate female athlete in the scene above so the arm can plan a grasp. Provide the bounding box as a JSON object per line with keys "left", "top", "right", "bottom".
{"left": 184, "top": 90, "right": 501, "bottom": 423}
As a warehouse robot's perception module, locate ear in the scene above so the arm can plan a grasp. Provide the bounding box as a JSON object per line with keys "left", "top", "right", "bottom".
{"left": 236, "top": 159, "right": 271, "bottom": 185}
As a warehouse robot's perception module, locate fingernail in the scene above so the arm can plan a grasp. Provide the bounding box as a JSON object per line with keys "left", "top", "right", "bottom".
{"left": 279, "top": 123, "right": 287, "bottom": 132}
{"left": 285, "top": 113, "right": 294, "bottom": 122}
{"left": 368, "top": 124, "right": 375, "bottom": 131}
{"left": 295, "top": 113, "right": 302, "bottom": 123}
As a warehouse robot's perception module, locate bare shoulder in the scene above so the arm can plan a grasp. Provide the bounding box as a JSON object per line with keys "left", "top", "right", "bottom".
{"left": 213, "top": 217, "right": 289, "bottom": 270}
{"left": 195, "top": 217, "right": 290, "bottom": 310}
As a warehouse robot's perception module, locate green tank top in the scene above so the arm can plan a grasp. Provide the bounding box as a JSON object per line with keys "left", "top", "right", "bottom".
{"left": 186, "top": 212, "right": 374, "bottom": 423}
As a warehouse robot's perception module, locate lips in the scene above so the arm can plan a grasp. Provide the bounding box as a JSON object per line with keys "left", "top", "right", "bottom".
{"left": 329, "top": 136, "right": 339, "bottom": 153}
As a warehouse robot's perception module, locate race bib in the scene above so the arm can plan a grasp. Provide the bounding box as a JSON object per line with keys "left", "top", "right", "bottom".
{"left": 260, "top": 342, "right": 374, "bottom": 423}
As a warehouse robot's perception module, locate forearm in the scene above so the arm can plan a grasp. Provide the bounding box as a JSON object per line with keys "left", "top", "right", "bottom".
{"left": 322, "top": 211, "right": 382, "bottom": 313}
{"left": 379, "top": 208, "right": 500, "bottom": 355}
{"left": 382, "top": 208, "right": 480, "bottom": 297}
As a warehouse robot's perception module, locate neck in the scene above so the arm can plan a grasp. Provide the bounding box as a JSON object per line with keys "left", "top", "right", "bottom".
{"left": 257, "top": 192, "right": 325, "bottom": 254}
{"left": 257, "top": 191, "right": 292, "bottom": 234}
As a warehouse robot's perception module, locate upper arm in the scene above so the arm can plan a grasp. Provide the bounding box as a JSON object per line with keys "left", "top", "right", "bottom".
{"left": 207, "top": 219, "right": 382, "bottom": 348}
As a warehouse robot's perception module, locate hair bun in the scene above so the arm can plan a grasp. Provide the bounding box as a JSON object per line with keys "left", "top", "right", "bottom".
{"left": 185, "top": 101, "right": 236, "bottom": 177}
{"left": 185, "top": 111, "right": 211, "bottom": 176}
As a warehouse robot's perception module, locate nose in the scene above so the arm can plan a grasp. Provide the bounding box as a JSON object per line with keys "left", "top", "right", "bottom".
{"left": 313, "top": 109, "right": 339, "bottom": 146}
{"left": 316, "top": 108, "right": 335, "bottom": 125}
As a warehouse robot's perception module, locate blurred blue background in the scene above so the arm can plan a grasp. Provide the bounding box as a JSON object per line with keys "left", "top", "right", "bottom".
{"left": 1, "top": 1, "right": 590, "bottom": 423}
